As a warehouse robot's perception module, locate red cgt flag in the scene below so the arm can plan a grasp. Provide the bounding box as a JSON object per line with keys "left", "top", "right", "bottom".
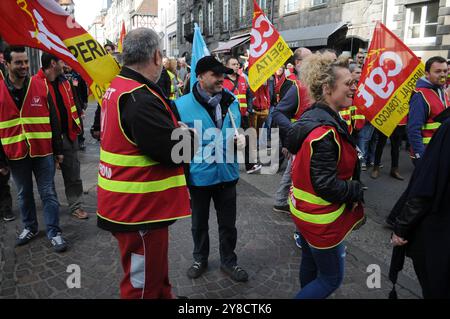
{"left": 118, "top": 21, "right": 126, "bottom": 53}
{"left": 354, "top": 22, "right": 425, "bottom": 137}
{"left": 248, "top": 0, "right": 292, "bottom": 92}
{"left": 0, "top": 0, "right": 120, "bottom": 104}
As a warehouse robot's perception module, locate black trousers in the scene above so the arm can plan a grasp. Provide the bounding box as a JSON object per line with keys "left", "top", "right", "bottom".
{"left": 374, "top": 126, "right": 406, "bottom": 168}
{"left": 189, "top": 183, "right": 237, "bottom": 267}
{"left": 0, "top": 171, "right": 12, "bottom": 217}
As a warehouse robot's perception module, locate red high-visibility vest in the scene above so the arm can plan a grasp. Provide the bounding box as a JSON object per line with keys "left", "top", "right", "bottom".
{"left": 339, "top": 107, "right": 353, "bottom": 134}
{"left": 0, "top": 77, "right": 53, "bottom": 160}
{"left": 35, "top": 70, "right": 81, "bottom": 142}
{"left": 97, "top": 75, "right": 191, "bottom": 226}
{"left": 291, "top": 80, "right": 313, "bottom": 122}
{"left": 413, "top": 87, "right": 449, "bottom": 145}
{"left": 351, "top": 106, "right": 366, "bottom": 131}
{"left": 223, "top": 75, "right": 248, "bottom": 116}
{"left": 289, "top": 125, "right": 364, "bottom": 249}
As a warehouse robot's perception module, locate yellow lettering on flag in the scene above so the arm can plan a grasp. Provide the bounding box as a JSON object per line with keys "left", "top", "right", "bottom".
{"left": 63, "top": 33, "right": 120, "bottom": 103}
{"left": 248, "top": 0, "right": 292, "bottom": 92}
{"left": 249, "top": 37, "right": 292, "bottom": 92}
{"left": 371, "top": 63, "right": 425, "bottom": 136}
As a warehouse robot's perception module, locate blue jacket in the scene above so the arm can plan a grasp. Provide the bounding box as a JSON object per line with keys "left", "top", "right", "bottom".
{"left": 272, "top": 84, "right": 298, "bottom": 146}
{"left": 408, "top": 77, "right": 447, "bottom": 158}
{"left": 176, "top": 88, "right": 241, "bottom": 186}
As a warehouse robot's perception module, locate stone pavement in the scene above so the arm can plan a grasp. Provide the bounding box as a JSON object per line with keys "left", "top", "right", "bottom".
{"left": 0, "top": 104, "right": 422, "bottom": 299}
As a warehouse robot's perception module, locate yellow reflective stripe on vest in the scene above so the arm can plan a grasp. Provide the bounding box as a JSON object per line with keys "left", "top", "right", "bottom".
{"left": 340, "top": 110, "right": 351, "bottom": 115}
{"left": 100, "top": 148, "right": 158, "bottom": 167}
{"left": 236, "top": 94, "right": 246, "bottom": 98}
{"left": 21, "top": 117, "right": 50, "bottom": 125}
{"left": 423, "top": 137, "right": 431, "bottom": 144}
{"left": 71, "top": 105, "right": 77, "bottom": 113}
{"left": 0, "top": 117, "right": 49, "bottom": 129}
{"left": 292, "top": 187, "right": 331, "bottom": 206}
{"left": 74, "top": 118, "right": 81, "bottom": 125}
{"left": 352, "top": 115, "right": 365, "bottom": 120}
{"left": 25, "top": 132, "right": 52, "bottom": 139}
{"left": 422, "top": 122, "right": 441, "bottom": 130}
{"left": 1, "top": 134, "right": 26, "bottom": 145}
{"left": 291, "top": 118, "right": 297, "bottom": 123}
{"left": 0, "top": 118, "right": 21, "bottom": 129}
{"left": 289, "top": 199, "right": 346, "bottom": 225}
{"left": 98, "top": 174, "right": 186, "bottom": 194}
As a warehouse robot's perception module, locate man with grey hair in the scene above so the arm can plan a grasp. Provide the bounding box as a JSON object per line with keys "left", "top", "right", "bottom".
{"left": 97, "top": 28, "right": 195, "bottom": 299}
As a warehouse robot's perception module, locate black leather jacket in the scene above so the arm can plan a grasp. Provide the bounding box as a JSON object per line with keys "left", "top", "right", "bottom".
{"left": 286, "top": 102, "right": 363, "bottom": 205}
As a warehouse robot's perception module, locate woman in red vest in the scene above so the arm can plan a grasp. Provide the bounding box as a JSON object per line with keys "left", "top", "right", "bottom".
{"left": 286, "top": 53, "right": 365, "bottom": 299}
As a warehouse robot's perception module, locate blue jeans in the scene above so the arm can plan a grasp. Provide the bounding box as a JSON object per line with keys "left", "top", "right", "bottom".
{"left": 295, "top": 235, "right": 345, "bottom": 299}
{"left": 357, "top": 123, "right": 375, "bottom": 165}
{"left": 9, "top": 155, "right": 61, "bottom": 239}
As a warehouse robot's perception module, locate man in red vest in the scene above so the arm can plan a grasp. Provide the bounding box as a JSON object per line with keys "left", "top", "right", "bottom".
{"left": 408, "top": 56, "right": 449, "bottom": 165}
{"left": 97, "top": 28, "right": 194, "bottom": 299}
{"left": 223, "top": 56, "right": 261, "bottom": 174}
{"left": 35, "top": 53, "right": 88, "bottom": 220}
{"left": 0, "top": 46, "right": 66, "bottom": 252}
{"left": 272, "top": 47, "right": 312, "bottom": 215}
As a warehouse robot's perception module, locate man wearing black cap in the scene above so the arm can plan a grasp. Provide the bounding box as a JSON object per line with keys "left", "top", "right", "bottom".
{"left": 175, "top": 56, "right": 249, "bottom": 282}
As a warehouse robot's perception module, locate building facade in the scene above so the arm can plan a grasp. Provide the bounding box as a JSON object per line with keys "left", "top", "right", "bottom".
{"left": 384, "top": 0, "right": 450, "bottom": 61}
{"left": 103, "top": 0, "right": 160, "bottom": 46}
{"left": 177, "top": 0, "right": 449, "bottom": 61}
{"left": 277, "top": 0, "right": 449, "bottom": 59}
{"left": 160, "top": 0, "right": 179, "bottom": 57}
{"left": 88, "top": 10, "right": 107, "bottom": 46}
{"left": 177, "top": 0, "right": 276, "bottom": 62}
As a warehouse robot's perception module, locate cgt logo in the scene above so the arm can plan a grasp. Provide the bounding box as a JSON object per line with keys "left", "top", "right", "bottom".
{"left": 357, "top": 51, "right": 403, "bottom": 108}
{"left": 31, "top": 96, "right": 43, "bottom": 107}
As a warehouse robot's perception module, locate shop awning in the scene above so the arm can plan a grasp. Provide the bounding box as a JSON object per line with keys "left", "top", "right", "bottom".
{"left": 280, "top": 22, "right": 348, "bottom": 48}
{"left": 211, "top": 34, "right": 250, "bottom": 54}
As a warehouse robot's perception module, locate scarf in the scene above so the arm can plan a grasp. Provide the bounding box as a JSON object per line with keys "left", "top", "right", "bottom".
{"left": 196, "top": 82, "right": 223, "bottom": 129}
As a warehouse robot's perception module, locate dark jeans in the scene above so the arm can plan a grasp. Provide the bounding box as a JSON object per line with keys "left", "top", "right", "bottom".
{"left": 9, "top": 155, "right": 61, "bottom": 239}
{"left": 0, "top": 171, "right": 12, "bottom": 217}
{"left": 374, "top": 126, "right": 406, "bottom": 168}
{"left": 295, "top": 235, "right": 345, "bottom": 299}
{"left": 189, "top": 183, "right": 238, "bottom": 267}
{"left": 60, "top": 134, "right": 83, "bottom": 212}
{"left": 242, "top": 115, "right": 255, "bottom": 170}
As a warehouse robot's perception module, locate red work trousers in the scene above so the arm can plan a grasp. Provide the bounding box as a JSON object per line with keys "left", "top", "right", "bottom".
{"left": 113, "top": 227, "right": 173, "bottom": 299}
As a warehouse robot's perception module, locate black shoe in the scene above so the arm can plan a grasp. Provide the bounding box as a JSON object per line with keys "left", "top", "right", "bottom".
{"left": 79, "top": 141, "right": 86, "bottom": 151}
{"left": 16, "top": 228, "right": 38, "bottom": 246}
{"left": 3, "top": 211, "right": 15, "bottom": 222}
{"left": 220, "top": 264, "right": 248, "bottom": 282}
{"left": 187, "top": 261, "right": 207, "bottom": 279}
{"left": 273, "top": 205, "right": 290, "bottom": 214}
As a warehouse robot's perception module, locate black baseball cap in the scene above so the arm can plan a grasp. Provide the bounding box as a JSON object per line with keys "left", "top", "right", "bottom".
{"left": 195, "top": 56, "right": 234, "bottom": 75}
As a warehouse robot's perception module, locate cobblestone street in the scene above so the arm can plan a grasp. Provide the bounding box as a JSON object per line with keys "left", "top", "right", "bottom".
{"left": 0, "top": 104, "right": 422, "bottom": 299}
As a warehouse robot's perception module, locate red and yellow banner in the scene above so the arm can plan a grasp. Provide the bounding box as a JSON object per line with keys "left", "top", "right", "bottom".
{"left": 0, "top": 0, "right": 120, "bottom": 105}
{"left": 248, "top": 0, "right": 292, "bottom": 92}
{"left": 354, "top": 22, "right": 424, "bottom": 137}
{"left": 118, "top": 21, "right": 126, "bottom": 53}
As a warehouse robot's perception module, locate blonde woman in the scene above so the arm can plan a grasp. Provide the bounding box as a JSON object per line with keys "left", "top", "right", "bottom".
{"left": 286, "top": 54, "right": 365, "bottom": 299}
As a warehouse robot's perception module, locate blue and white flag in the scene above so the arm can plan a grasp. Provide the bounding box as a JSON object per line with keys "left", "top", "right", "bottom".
{"left": 190, "top": 23, "right": 210, "bottom": 92}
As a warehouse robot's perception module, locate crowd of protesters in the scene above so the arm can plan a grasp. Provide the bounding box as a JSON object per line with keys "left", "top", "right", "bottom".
{"left": 0, "top": 27, "right": 449, "bottom": 299}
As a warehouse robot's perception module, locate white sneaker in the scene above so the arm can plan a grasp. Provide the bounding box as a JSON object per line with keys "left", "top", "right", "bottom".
{"left": 51, "top": 233, "right": 67, "bottom": 253}
{"left": 246, "top": 164, "right": 262, "bottom": 174}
